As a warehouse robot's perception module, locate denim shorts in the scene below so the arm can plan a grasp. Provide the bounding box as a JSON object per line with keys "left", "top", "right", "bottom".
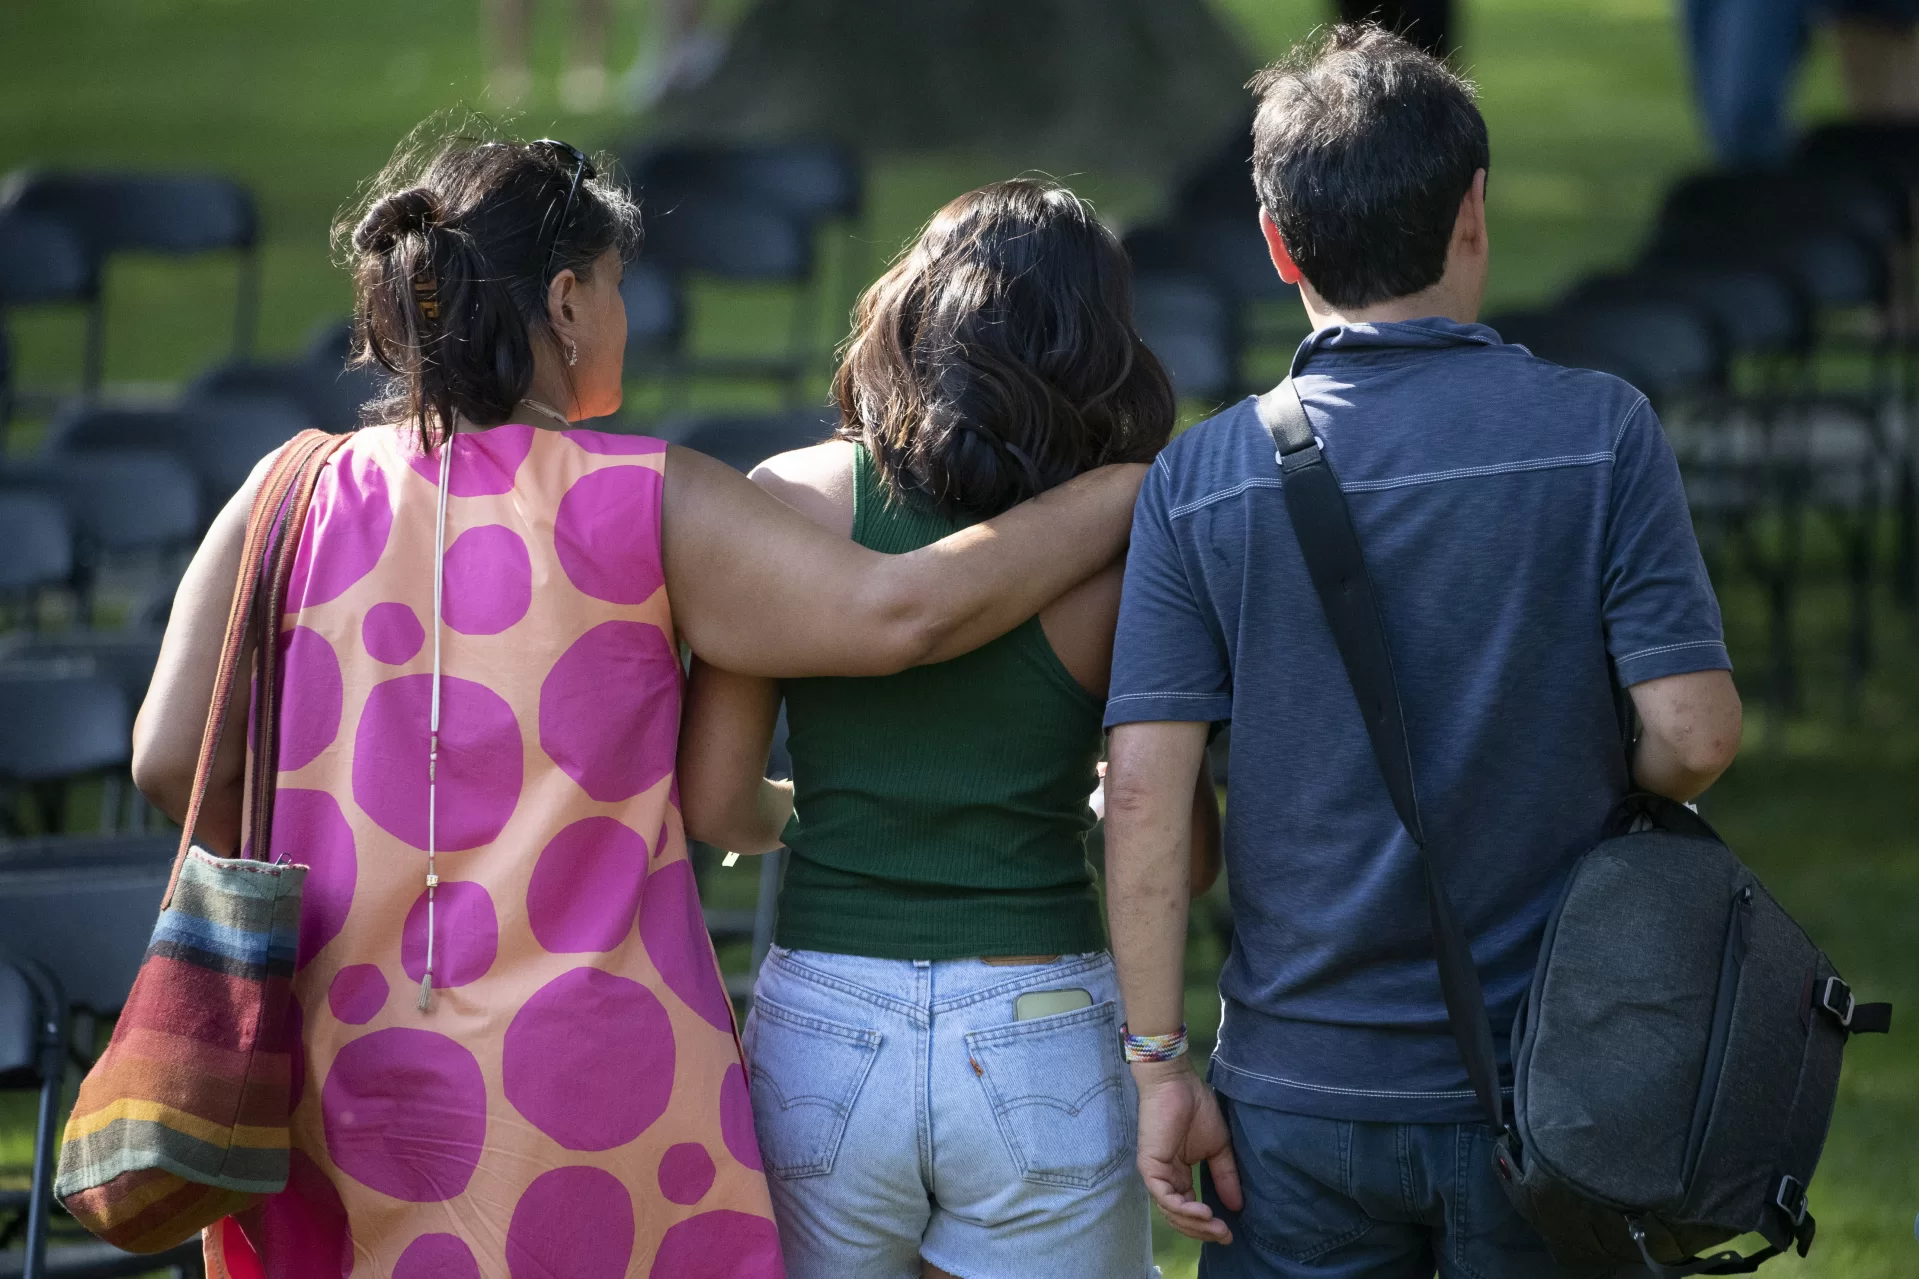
{"left": 741, "top": 946, "right": 1156, "bottom": 1279}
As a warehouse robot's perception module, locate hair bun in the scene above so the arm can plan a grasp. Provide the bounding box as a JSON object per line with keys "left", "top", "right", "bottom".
{"left": 353, "top": 187, "right": 444, "bottom": 253}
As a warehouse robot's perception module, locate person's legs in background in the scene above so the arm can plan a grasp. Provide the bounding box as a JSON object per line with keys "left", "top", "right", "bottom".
{"left": 1681, "top": 0, "right": 1811, "bottom": 165}
{"left": 487, "top": 0, "right": 534, "bottom": 106}
{"left": 625, "top": 0, "right": 728, "bottom": 109}
{"left": 559, "top": 0, "right": 613, "bottom": 113}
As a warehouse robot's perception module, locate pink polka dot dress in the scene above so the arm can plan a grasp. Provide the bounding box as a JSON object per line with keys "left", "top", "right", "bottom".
{"left": 203, "top": 424, "right": 783, "bottom": 1279}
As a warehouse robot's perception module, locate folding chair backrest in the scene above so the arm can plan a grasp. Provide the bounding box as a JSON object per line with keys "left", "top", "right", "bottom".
{"left": 0, "top": 492, "right": 73, "bottom": 596}
{"left": 177, "top": 393, "right": 317, "bottom": 507}
{"left": 2, "top": 171, "right": 257, "bottom": 257}
{"left": 629, "top": 142, "right": 863, "bottom": 228}
{"left": 672, "top": 409, "right": 837, "bottom": 472}
{"left": 642, "top": 193, "right": 814, "bottom": 283}
{"left": 0, "top": 838, "right": 174, "bottom": 1015}
{"left": 38, "top": 451, "right": 200, "bottom": 555}
{"left": 1124, "top": 217, "right": 1291, "bottom": 304}
{"left": 0, "top": 210, "right": 94, "bottom": 304}
{"left": 1134, "top": 273, "right": 1235, "bottom": 403}
{"left": 1569, "top": 265, "right": 1808, "bottom": 360}
{"left": 1492, "top": 300, "right": 1723, "bottom": 401}
{"left": 0, "top": 674, "right": 130, "bottom": 782}
{"left": 0, "top": 633, "right": 163, "bottom": 714}
{"left": 47, "top": 403, "right": 190, "bottom": 456}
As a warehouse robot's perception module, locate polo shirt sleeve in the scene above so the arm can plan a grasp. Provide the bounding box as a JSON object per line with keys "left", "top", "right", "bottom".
{"left": 1602, "top": 396, "right": 1731, "bottom": 686}
{"left": 1104, "top": 457, "right": 1233, "bottom": 727}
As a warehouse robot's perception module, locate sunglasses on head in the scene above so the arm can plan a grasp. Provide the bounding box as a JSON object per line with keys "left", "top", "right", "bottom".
{"left": 532, "top": 138, "right": 597, "bottom": 283}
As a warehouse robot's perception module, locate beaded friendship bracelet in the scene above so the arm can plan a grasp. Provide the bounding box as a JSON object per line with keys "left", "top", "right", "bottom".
{"left": 1120, "top": 1023, "right": 1189, "bottom": 1064}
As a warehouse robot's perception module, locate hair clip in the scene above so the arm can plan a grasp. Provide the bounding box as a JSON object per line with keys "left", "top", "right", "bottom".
{"left": 414, "top": 275, "right": 440, "bottom": 321}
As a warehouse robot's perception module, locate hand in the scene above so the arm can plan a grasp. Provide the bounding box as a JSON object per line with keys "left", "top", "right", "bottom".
{"left": 1132, "top": 1058, "right": 1242, "bottom": 1244}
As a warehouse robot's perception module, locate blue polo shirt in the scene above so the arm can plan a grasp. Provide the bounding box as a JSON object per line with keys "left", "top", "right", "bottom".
{"left": 1105, "top": 317, "right": 1730, "bottom": 1123}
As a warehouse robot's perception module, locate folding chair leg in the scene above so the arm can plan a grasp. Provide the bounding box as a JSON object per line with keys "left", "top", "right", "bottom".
{"left": 1898, "top": 456, "right": 1917, "bottom": 612}
{"left": 24, "top": 973, "right": 68, "bottom": 1279}
{"left": 82, "top": 299, "right": 105, "bottom": 394}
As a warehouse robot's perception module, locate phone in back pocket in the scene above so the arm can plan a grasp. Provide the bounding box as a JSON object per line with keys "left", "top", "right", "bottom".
{"left": 1013, "top": 988, "right": 1093, "bottom": 1021}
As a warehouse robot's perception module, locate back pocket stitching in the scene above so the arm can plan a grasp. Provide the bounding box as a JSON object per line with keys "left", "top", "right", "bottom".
{"left": 747, "top": 995, "right": 882, "bottom": 1179}
{"left": 964, "top": 1001, "right": 1131, "bottom": 1190}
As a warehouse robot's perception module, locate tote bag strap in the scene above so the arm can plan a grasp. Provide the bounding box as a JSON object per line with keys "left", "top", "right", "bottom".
{"left": 164, "top": 429, "right": 351, "bottom": 907}
{"left": 1254, "top": 380, "right": 1507, "bottom": 1135}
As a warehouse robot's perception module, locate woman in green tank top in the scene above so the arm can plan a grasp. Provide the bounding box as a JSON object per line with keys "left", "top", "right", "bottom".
{"left": 680, "top": 179, "right": 1221, "bottom": 1279}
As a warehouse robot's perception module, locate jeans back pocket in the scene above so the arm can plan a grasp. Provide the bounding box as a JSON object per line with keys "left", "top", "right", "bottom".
{"left": 743, "top": 995, "right": 882, "bottom": 1179}
{"left": 964, "top": 999, "right": 1132, "bottom": 1189}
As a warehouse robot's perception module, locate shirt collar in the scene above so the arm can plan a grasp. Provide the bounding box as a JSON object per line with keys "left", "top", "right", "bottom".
{"left": 1288, "top": 316, "right": 1504, "bottom": 377}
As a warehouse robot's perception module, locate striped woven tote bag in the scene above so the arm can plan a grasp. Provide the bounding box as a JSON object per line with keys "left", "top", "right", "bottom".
{"left": 54, "top": 430, "right": 349, "bottom": 1253}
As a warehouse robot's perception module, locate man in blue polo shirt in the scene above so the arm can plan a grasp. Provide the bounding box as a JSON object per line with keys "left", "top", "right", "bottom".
{"left": 1102, "top": 25, "right": 1744, "bottom": 1279}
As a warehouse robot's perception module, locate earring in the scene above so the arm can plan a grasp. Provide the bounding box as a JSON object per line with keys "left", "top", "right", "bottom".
{"left": 565, "top": 342, "right": 578, "bottom": 367}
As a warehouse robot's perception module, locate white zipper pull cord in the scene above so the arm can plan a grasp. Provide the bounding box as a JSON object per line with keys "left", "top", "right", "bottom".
{"left": 419, "top": 435, "right": 452, "bottom": 1012}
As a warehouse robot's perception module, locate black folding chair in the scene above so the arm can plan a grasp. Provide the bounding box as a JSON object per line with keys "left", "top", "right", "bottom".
{"left": 639, "top": 193, "right": 819, "bottom": 403}
{"left": 0, "top": 172, "right": 259, "bottom": 388}
{"left": 0, "top": 453, "right": 198, "bottom": 622}
{"left": 0, "top": 495, "right": 72, "bottom": 625}
{"left": 299, "top": 318, "right": 385, "bottom": 429}
{"left": 0, "top": 839, "right": 203, "bottom": 1278}
{"left": 627, "top": 141, "right": 866, "bottom": 350}
{"left": 1134, "top": 272, "right": 1238, "bottom": 406}
{"left": 0, "top": 675, "right": 129, "bottom": 837}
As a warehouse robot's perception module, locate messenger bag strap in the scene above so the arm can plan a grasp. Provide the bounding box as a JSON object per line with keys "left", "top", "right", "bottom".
{"left": 1255, "top": 379, "right": 1507, "bottom": 1135}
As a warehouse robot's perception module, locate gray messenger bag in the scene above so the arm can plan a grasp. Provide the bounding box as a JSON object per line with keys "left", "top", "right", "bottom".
{"left": 1255, "top": 381, "right": 1891, "bottom": 1275}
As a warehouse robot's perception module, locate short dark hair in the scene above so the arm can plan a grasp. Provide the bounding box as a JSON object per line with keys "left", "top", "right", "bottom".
{"left": 1248, "top": 25, "right": 1488, "bottom": 309}
{"left": 337, "top": 118, "right": 641, "bottom": 451}
{"left": 834, "top": 178, "right": 1174, "bottom": 522}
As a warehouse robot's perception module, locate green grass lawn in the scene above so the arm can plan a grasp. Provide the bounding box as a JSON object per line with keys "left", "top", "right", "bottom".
{"left": 5, "top": 2, "right": 1914, "bottom": 1276}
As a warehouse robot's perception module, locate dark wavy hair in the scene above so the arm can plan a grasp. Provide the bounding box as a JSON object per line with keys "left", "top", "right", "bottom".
{"left": 833, "top": 178, "right": 1174, "bottom": 522}
{"left": 335, "top": 118, "right": 641, "bottom": 451}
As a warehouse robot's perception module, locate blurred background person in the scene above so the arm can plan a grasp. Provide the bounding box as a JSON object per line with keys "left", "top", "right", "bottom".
{"left": 626, "top": 0, "right": 729, "bottom": 110}
{"left": 1683, "top": 0, "right": 1919, "bottom": 164}
{"left": 489, "top": 0, "right": 613, "bottom": 111}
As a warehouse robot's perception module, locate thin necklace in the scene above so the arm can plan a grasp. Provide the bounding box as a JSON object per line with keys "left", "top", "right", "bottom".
{"left": 516, "top": 397, "right": 571, "bottom": 430}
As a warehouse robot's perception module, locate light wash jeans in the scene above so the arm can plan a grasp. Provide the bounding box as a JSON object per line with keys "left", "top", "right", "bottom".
{"left": 742, "top": 946, "right": 1156, "bottom": 1279}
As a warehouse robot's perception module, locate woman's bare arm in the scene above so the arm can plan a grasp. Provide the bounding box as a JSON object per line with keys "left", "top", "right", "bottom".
{"left": 663, "top": 446, "right": 1146, "bottom": 677}
{"left": 677, "top": 660, "right": 790, "bottom": 854}
{"left": 131, "top": 450, "right": 280, "bottom": 851}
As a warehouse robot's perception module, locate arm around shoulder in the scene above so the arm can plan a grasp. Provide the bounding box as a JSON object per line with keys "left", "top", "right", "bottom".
{"left": 663, "top": 446, "right": 1146, "bottom": 677}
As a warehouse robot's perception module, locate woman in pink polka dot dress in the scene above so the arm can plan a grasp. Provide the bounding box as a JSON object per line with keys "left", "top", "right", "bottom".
{"left": 131, "top": 132, "right": 1149, "bottom": 1279}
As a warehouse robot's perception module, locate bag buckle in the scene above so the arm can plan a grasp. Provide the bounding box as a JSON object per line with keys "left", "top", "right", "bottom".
{"left": 1820, "top": 977, "right": 1855, "bottom": 1028}
{"left": 1774, "top": 1174, "right": 1809, "bottom": 1226}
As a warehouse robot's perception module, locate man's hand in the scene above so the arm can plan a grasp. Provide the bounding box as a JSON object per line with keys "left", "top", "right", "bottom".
{"left": 1133, "top": 1058, "right": 1242, "bottom": 1244}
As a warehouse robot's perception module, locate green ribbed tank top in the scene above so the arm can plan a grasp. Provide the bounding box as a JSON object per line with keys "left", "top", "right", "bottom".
{"left": 774, "top": 446, "right": 1107, "bottom": 960}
